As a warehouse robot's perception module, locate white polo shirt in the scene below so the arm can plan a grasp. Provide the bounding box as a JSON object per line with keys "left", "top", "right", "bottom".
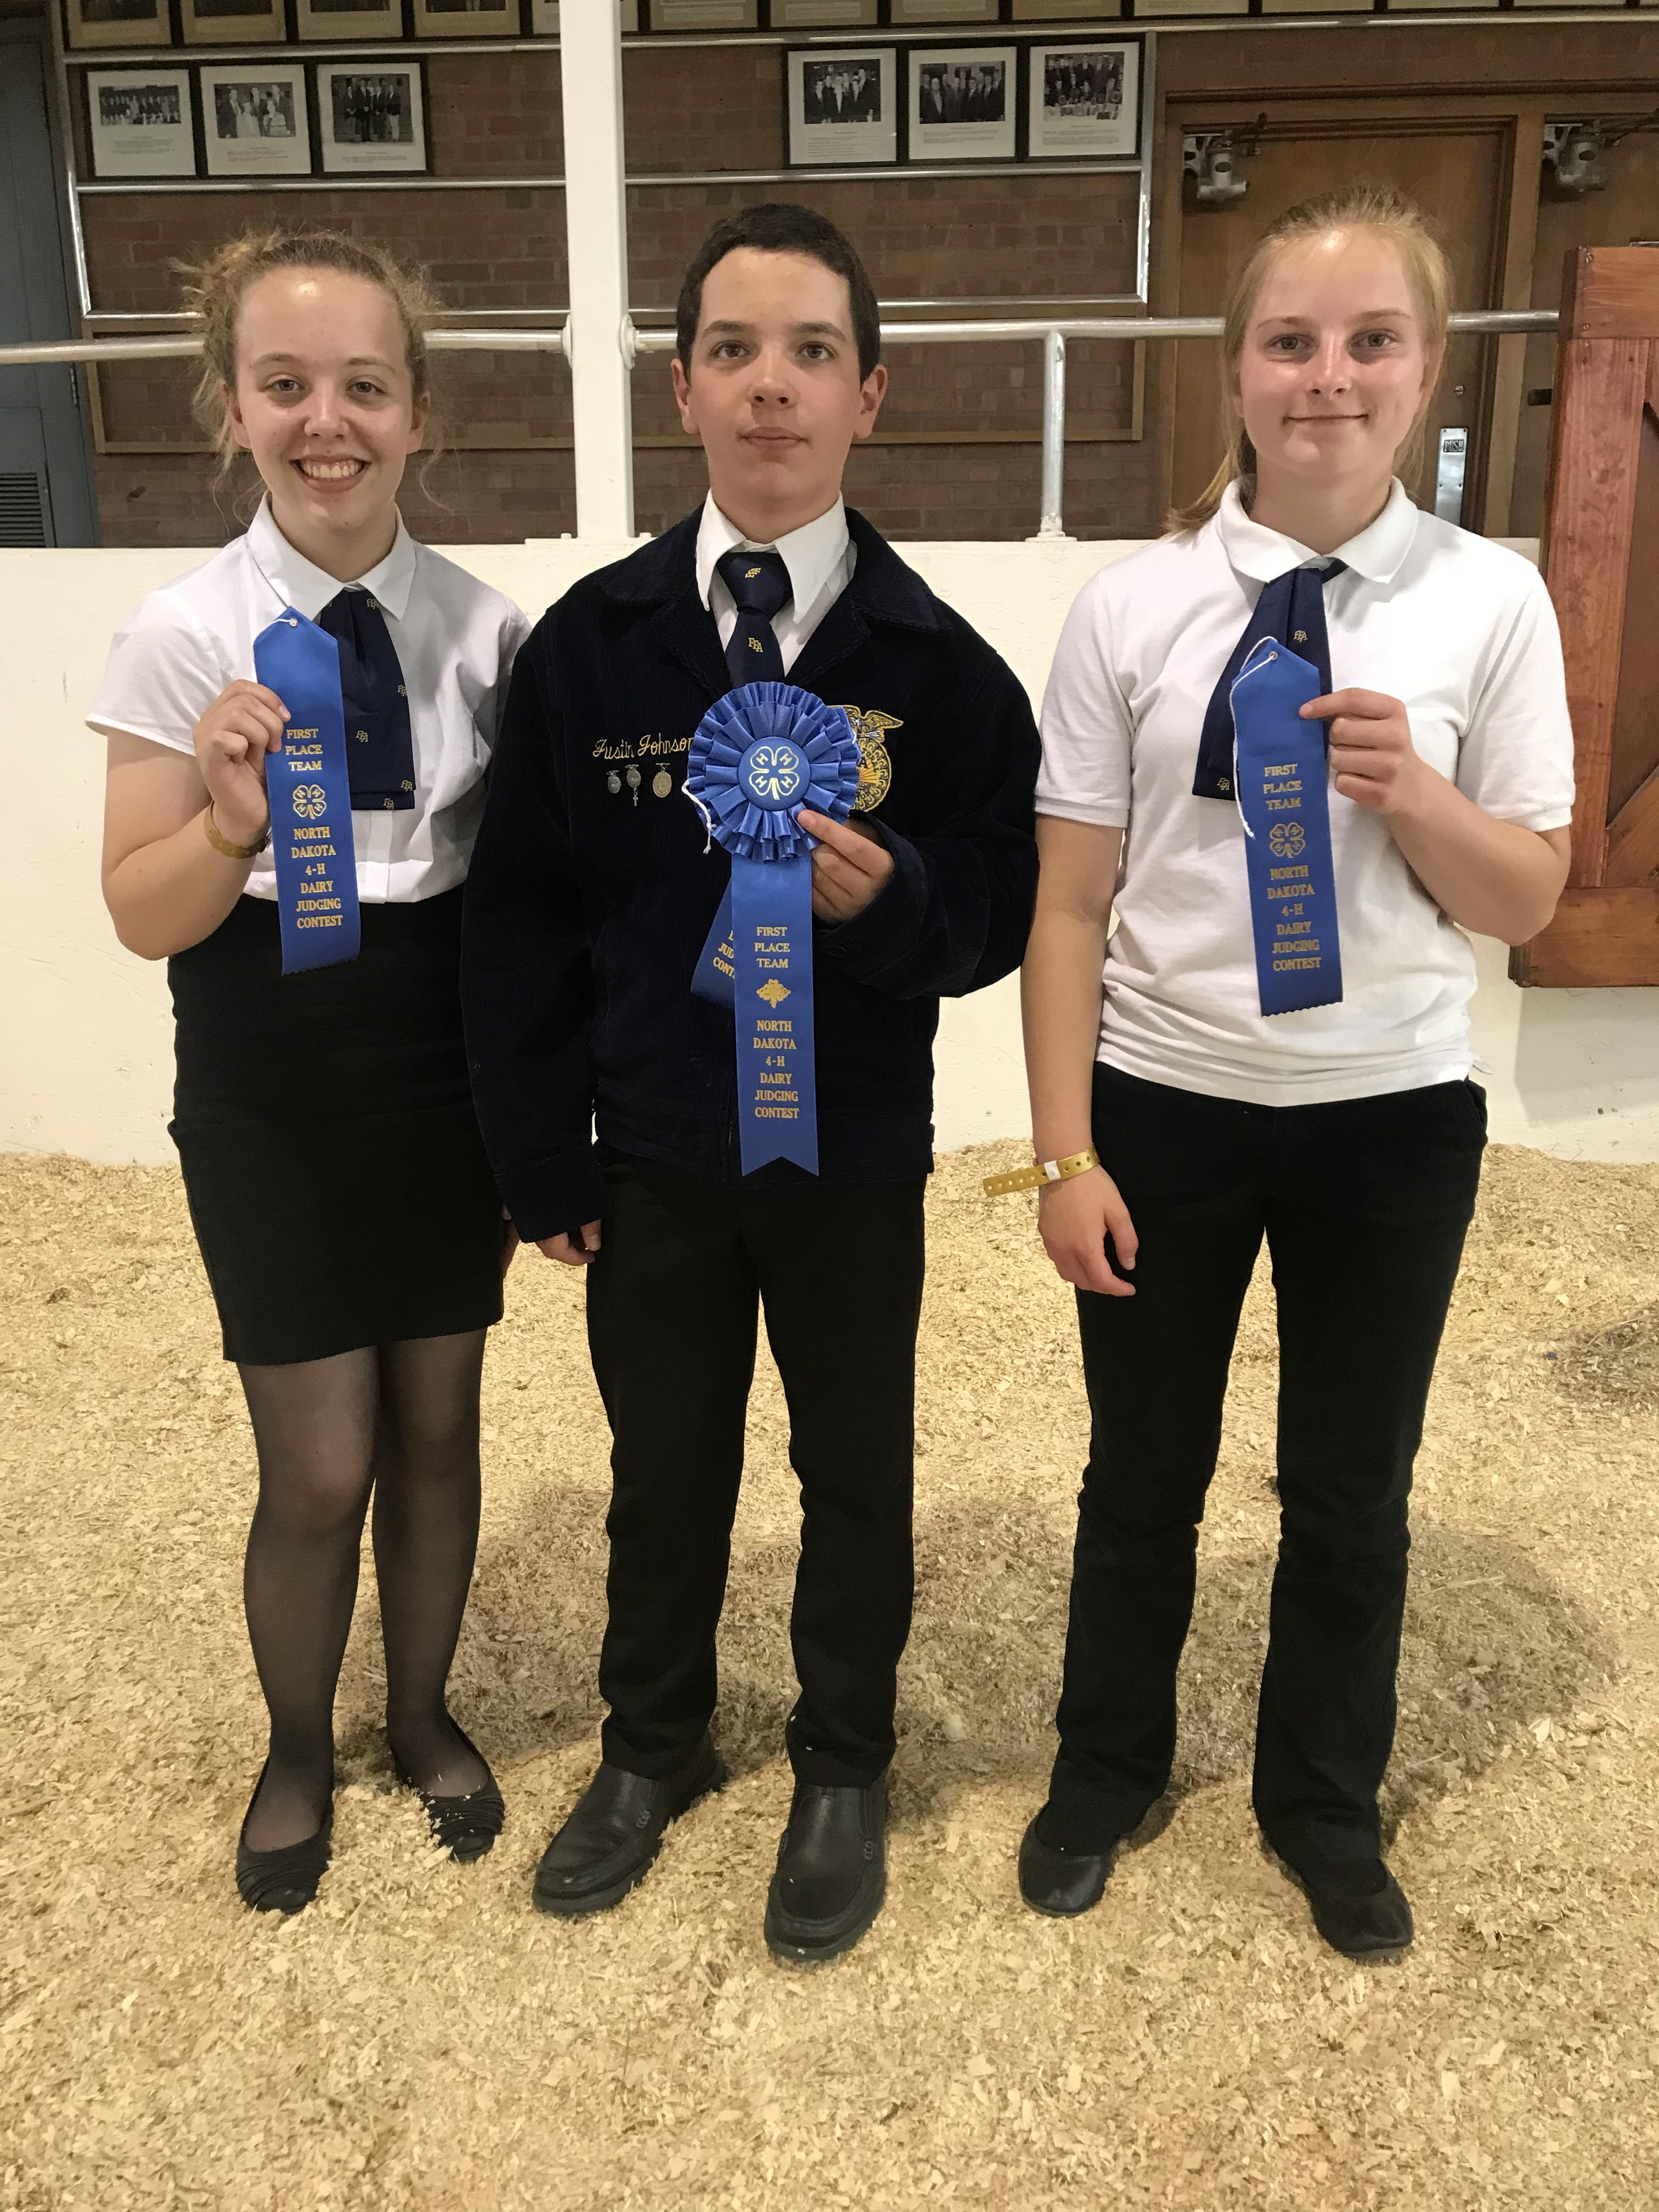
{"left": 87, "top": 498, "right": 531, "bottom": 904}
{"left": 1036, "top": 481, "right": 1576, "bottom": 1105}
{"left": 696, "top": 493, "right": 855, "bottom": 670}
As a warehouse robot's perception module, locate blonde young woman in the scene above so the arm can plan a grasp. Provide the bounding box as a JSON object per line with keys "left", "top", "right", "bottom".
{"left": 1016, "top": 187, "right": 1575, "bottom": 1957}
{"left": 94, "top": 231, "right": 528, "bottom": 1913}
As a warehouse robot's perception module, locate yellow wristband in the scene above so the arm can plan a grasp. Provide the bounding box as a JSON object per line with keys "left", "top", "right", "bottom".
{"left": 203, "top": 804, "right": 270, "bottom": 861}
{"left": 983, "top": 1147, "right": 1100, "bottom": 1198}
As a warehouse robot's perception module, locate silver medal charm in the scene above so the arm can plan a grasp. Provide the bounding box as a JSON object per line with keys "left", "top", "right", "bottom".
{"left": 606, "top": 769, "right": 622, "bottom": 797}
{"left": 625, "top": 764, "right": 642, "bottom": 806}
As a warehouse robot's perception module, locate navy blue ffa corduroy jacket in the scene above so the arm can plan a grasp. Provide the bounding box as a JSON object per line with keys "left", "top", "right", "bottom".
{"left": 460, "top": 505, "right": 1040, "bottom": 1240}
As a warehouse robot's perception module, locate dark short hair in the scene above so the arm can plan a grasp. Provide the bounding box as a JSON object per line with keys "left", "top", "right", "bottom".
{"left": 674, "top": 202, "right": 882, "bottom": 383}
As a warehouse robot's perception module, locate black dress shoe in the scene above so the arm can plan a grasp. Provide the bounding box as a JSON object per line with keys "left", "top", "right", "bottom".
{"left": 392, "top": 1723, "right": 505, "bottom": 1865}
{"left": 1018, "top": 1812, "right": 1118, "bottom": 1918}
{"left": 235, "top": 1764, "right": 332, "bottom": 1916}
{"left": 533, "top": 1736, "right": 725, "bottom": 1917}
{"left": 764, "top": 1775, "right": 887, "bottom": 1963}
{"left": 1273, "top": 1848, "right": 1415, "bottom": 1960}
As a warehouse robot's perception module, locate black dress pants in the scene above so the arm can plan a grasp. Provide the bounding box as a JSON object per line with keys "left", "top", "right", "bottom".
{"left": 1048, "top": 1063, "right": 1486, "bottom": 1872}
{"left": 586, "top": 1152, "right": 927, "bottom": 1788}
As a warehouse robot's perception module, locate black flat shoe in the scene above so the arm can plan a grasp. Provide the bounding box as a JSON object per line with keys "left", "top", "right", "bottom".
{"left": 393, "top": 1723, "right": 504, "bottom": 1865}
{"left": 533, "top": 1735, "right": 725, "bottom": 1917}
{"left": 1017, "top": 1812, "right": 1117, "bottom": 1918}
{"left": 764, "top": 1775, "right": 886, "bottom": 1964}
{"left": 1271, "top": 1845, "right": 1414, "bottom": 1960}
{"left": 235, "top": 1764, "right": 332, "bottom": 1915}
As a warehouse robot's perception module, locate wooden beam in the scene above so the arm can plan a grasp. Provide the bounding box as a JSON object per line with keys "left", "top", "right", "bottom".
{"left": 1604, "top": 761, "right": 1659, "bottom": 889}
{"left": 1510, "top": 887, "right": 1659, "bottom": 988}
{"left": 1561, "top": 246, "right": 1659, "bottom": 343}
{"left": 1539, "top": 329, "right": 1649, "bottom": 887}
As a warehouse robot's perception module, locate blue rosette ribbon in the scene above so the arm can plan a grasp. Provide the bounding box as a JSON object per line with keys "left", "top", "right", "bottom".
{"left": 685, "top": 680, "right": 864, "bottom": 1176}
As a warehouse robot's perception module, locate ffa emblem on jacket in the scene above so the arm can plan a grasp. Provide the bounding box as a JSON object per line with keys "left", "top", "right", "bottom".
{"left": 834, "top": 706, "right": 903, "bottom": 812}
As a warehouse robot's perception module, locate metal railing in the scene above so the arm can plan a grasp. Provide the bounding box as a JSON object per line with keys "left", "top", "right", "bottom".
{"left": 2, "top": 307, "right": 1558, "bottom": 539}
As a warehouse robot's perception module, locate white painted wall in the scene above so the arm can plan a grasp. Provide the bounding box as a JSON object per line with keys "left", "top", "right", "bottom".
{"left": 4, "top": 535, "right": 1656, "bottom": 1167}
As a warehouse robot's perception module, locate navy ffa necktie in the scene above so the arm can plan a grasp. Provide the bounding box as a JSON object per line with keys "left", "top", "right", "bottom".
{"left": 1193, "top": 559, "right": 1347, "bottom": 799}
{"left": 715, "top": 546, "right": 792, "bottom": 691}
{"left": 315, "top": 585, "right": 415, "bottom": 812}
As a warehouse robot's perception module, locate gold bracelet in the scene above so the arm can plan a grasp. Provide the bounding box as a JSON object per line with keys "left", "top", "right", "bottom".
{"left": 202, "top": 804, "right": 269, "bottom": 861}
{"left": 983, "top": 1147, "right": 1101, "bottom": 1198}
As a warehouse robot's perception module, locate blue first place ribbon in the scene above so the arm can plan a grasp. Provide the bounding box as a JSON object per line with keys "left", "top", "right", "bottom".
{"left": 253, "top": 606, "right": 362, "bottom": 975}
{"left": 684, "top": 681, "right": 864, "bottom": 1176}
{"left": 1229, "top": 636, "right": 1344, "bottom": 1017}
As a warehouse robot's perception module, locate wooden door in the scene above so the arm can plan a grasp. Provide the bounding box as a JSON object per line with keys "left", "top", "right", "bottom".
{"left": 1164, "top": 114, "right": 1510, "bottom": 527}
{"left": 1512, "top": 247, "right": 1659, "bottom": 988}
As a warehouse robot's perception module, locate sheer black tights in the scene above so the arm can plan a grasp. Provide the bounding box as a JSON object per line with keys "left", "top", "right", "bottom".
{"left": 239, "top": 1330, "right": 490, "bottom": 1852}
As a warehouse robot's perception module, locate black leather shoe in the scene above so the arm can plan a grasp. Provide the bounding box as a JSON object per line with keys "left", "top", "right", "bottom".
{"left": 1273, "top": 1848, "right": 1415, "bottom": 1960}
{"left": 532, "top": 1736, "right": 725, "bottom": 1917}
{"left": 1018, "top": 1812, "right": 1117, "bottom": 1918}
{"left": 392, "top": 1723, "right": 505, "bottom": 1865}
{"left": 764, "top": 1775, "right": 887, "bottom": 1963}
{"left": 235, "top": 1764, "right": 332, "bottom": 1916}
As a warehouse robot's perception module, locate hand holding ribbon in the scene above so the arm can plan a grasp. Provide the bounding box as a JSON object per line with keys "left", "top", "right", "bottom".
{"left": 191, "top": 679, "right": 288, "bottom": 851}
{"left": 1301, "top": 687, "right": 1425, "bottom": 816}
{"left": 685, "top": 680, "right": 864, "bottom": 1176}
{"left": 796, "top": 809, "right": 894, "bottom": 922}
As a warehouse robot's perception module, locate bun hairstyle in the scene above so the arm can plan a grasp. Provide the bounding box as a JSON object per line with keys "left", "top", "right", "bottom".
{"left": 177, "top": 226, "right": 442, "bottom": 495}
{"left": 1168, "top": 183, "right": 1453, "bottom": 535}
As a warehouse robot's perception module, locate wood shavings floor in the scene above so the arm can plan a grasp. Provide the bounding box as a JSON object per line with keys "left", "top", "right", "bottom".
{"left": 3, "top": 1141, "right": 1657, "bottom": 2212}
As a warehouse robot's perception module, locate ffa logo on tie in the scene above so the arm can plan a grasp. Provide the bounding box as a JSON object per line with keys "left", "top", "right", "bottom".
{"left": 1269, "top": 821, "right": 1306, "bottom": 860}
{"left": 833, "top": 705, "right": 904, "bottom": 812}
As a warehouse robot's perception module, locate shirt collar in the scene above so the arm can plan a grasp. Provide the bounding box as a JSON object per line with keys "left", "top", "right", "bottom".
{"left": 1215, "top": 477, "right": 1419, "bottom": 588}
{"left": 695, "top": 492, "right": 850, "bottom": 619}
{"left": 245, "top": 496, "right": 419, "bottom": 623}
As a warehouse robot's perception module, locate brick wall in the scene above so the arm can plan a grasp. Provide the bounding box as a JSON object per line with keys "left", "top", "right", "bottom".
{"left": 77, "top": 19, "right": 1658, "bottom": 546}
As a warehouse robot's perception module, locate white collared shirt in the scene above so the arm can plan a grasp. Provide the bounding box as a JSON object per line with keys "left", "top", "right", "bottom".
{"left": 695, "top": 492, "right": 855, "bottom": 670}
{"left": 88, "top": 498, "right": 531, "bottom": 904}
{"left": 1036, "top": 479, "right": 1576, "bottom": 1105}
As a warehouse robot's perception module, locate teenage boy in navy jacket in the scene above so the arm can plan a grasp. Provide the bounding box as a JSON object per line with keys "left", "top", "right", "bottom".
{"left": 462, "top": 202, "right": 1039, "bottom": 1962}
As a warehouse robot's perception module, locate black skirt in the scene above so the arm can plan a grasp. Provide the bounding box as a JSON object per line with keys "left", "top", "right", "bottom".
{"left": 168, "top": 888, "right": 504, "bottom": 1365}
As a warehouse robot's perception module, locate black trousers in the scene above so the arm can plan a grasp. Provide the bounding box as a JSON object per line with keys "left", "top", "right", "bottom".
{"left": 1049, "top": 1063, "right": 1486, "bottom": 1872}
{"left": 586, "top": 1153, "right": 927, "bottom": 1787}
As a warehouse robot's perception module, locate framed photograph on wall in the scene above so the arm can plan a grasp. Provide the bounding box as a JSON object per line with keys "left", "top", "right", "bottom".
{"left": 317, "top": 60, "right": 428, "bottom": 172}
{"left": 413, "top": 0, "right": 515, "bottom": 37}
{"left": 86, "top": 68, "right": 196, "bottom": 176}
{"left": 65, "top": 0, "right": 168, "bottom": 52}
{"left": 295, "top": 0, "right": 402, "bottom": 42}
{"left": 647, "top": 0, "right": 757, "bottom": 28}
{"left": 200, "top": 63, "right": 312, "bottom": 174}
{"left": 1025, "top": 36, "right": 1142, "bottom": 161}
{"left": 772, "top": 0, "right": 876, "bottom": 25}
{"left": 891, "top": 0, "right": 998, "bottom": 20}
{"left": 785, "top": 46, "right": 896, "bottom": 168}
{"left": 530, "top": 0, "right": 640, "bottom": 30}
{"left": 907, "top": 43, "right": 1016, "bottom": 163}
{"left": 181, "top": 0, "right": 284, "bottom": 44}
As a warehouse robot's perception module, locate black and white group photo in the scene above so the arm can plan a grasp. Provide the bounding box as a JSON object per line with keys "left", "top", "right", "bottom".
{"left": 800, "top": 57, "right": 882, "bottom": 128}
{"left": 916, "top": 58, "right": 1005, "bottom": 128}
{"left": 97, "top": 80, "right": 180, "bottom": 126}
{"left": 1042, "top": 48, "right": 1122, "bottom": 125}
{"left": 329, "top": 71, "right": 414, "bottom": 143}
{"left": 211, "top": 81, "right": 296, "bottom": 139}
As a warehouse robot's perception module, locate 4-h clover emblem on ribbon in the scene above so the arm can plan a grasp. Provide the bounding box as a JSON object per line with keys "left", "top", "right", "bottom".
{"left": 1268, "top": 820, "right": 1306, "bottom": 860}
{"left": 741, "top": 742, "right": 805, "bottom": 806}
{"left": 291, "top": 783, "right": 328, "bottom": 821}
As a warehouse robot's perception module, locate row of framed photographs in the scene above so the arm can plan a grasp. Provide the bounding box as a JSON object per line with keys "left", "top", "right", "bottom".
{"left": 84, "top": 57, "right": 430, "bottom": 172}
{"left": 66, "top": 0, "right": 637, "bottom": 52}
{"left": 786, "top": 33, "right": 1141, "bottom": 165}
